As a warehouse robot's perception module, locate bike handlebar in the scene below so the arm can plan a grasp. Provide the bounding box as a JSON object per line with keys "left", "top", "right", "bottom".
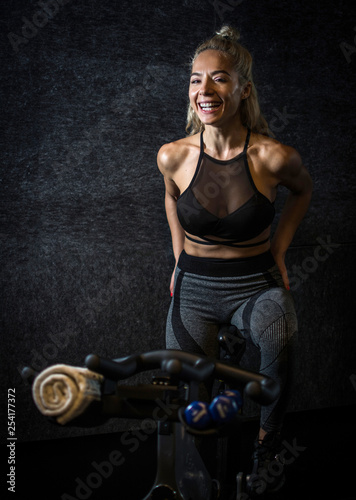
{"left": 85, "top": 350, "right": 279, "bottom": 406}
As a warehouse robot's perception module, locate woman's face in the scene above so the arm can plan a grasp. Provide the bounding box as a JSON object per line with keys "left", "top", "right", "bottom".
{"left": 189, "top": 49, "right": 246, "bottom": 129}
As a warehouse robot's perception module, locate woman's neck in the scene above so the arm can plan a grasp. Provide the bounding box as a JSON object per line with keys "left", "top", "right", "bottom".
{"left": 202, "top": 122, "right": 248, "bottom": 161}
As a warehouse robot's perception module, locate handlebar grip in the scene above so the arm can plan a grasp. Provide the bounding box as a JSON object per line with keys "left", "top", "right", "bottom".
{"left": 213, "top": 360, "right": 280, "bottom": 405}
{"left": 245, "top": 378, "right": 280, "bottom": 406}
{"left": 162, "top": 358, "right": 215, "bottom": 382}
{"left": 21, "top": 366, "right": 38, "bottom": 384}
{"left": 85, "top": 354, "right": 138, "bottom": 380}
{"left": 260, "top": 377, "right": 280, "bottom": 405}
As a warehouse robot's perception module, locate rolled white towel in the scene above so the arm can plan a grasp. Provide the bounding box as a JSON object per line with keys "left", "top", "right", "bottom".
{"left": 32, "top": 364, "right": 104, "bottom": 425}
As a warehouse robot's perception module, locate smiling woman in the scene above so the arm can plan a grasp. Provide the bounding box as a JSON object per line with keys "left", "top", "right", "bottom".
{"left": 186, "top": 25, "right": 269, "bottom": 136}
{"left": 157, "top": 25, "right": 312, "bottom": 496}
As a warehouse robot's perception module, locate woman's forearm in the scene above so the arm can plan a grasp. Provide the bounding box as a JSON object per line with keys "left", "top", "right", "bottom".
{"left": 271, "top": 185, "right": 312, "bottom": 257}
{"left": 165, "top": 191, "right": 185, "bottom": 263}
{"left": 270, "top": 186, "right": 312, "bottom": 290}
{"left": 271, "top": 157, "right": 313, "bottom": 256}
{"left": 272, "top": 191, "right": 310, "bottom": 251}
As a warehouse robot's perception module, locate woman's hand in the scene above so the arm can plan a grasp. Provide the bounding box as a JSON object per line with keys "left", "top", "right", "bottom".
{"left": 271, "top": 247, "right": 290, "bottom": 291}
{"left": 170, "top": 265, "right": 177, "bottom": 297}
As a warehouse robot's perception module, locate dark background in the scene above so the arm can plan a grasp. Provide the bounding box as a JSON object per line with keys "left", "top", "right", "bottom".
{"left": 1, "top": 0, "right": 356, "bottom": 497}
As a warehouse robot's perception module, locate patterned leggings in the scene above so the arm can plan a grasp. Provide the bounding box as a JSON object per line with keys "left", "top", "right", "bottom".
{"left": 166, "top": 250, "right": 298, "bottom": 433}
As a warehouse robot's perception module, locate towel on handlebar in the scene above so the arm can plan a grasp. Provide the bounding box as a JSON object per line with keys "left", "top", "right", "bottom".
{"left": 32, "top": 364, "right": 104, "bottom": 425}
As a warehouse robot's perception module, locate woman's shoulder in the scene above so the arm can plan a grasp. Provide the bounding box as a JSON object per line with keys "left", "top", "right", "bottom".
{"left": 157, "top": 134, "right": 200, "bottom": 175}
{"left": 250, "top": 132, "right": 302, "bottom": 175}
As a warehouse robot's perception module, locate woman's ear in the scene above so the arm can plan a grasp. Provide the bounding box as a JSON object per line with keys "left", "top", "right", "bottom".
{"left": 241, "top": 81, "right": 252, "bottom": 99}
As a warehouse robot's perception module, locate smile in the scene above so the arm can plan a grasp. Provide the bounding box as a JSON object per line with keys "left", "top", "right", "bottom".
{"left": 198, "top": 102, "right": 222, "bottom": 114}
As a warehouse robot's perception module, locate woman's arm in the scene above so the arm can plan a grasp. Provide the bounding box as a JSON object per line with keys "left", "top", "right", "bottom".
{"left": 270, "top": 146, "right": 313, "bottom": 290}
{"left": 158, "top": 144, "right": 185, "bottom": 295}
{"left": 164, "top": 181, "right": 185, "bottom": 294}
{"left": 165, "top": 181, "right": 185, "bottom": 263}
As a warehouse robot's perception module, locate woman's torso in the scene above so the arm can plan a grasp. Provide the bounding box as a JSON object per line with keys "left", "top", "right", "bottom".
{"left": 170, "top": 129, "right": 278, "bottom": 259}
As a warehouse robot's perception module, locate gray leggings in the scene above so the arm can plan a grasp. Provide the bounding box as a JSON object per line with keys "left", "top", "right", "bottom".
{"left": 166, "top": 250, "right": 298, "bottom": 433}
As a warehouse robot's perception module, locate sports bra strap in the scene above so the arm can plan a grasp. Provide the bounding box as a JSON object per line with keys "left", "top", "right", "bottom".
{"left": 200, "top": 128, "right": 251, "bottom": 155}
{"left": 243, "top": 128, "right": 251, "bottom": 152}
{"left": 185, "top": 233, "right": 270, "bottom": 248}
{"left": 200, "top": 129, "right": 204, "bottom": 152}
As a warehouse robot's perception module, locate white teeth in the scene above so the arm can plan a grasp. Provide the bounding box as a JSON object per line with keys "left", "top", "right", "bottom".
{"left": 200, "top": 102, "right": 220, "bottom": 108}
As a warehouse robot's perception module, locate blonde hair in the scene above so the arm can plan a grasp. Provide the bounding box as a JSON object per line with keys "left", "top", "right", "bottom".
{"left": 186, "top": 26, "right": 270, "bottom": 136}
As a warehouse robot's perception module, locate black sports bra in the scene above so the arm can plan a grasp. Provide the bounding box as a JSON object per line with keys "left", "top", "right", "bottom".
{"left": 176, "top": 129, "right": 275, "bottom": 247}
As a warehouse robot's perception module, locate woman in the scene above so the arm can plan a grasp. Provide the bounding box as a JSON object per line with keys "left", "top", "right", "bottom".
{"left": 157, "top": 26, "right": 312, "bottom": 492}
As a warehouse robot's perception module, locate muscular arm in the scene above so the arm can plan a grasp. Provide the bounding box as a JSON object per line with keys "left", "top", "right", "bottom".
{"left": 164, "top": 178, "right": 185, "bottom": 263}
{"left": 157, "top": 144, "right": 186, "bottom": 294}
{"left": 269, "top": 146, "right": 313, "bottom": 289}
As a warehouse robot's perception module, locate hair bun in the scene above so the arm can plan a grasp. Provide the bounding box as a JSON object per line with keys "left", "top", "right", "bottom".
{"left": 215, "top": 26, "right": 241, "bottom": 42}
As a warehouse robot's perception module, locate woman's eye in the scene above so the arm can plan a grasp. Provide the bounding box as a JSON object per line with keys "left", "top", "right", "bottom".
{"left": 190, "top": 79, "right": 200, "bottom": 84}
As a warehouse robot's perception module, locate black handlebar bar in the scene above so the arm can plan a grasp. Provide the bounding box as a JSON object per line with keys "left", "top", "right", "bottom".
{"left": 85, "top": 350, "right": 279, "bottom": 406}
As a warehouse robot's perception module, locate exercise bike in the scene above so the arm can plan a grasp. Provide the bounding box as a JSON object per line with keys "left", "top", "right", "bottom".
{"left": 24, "top": 325, "right": 280, "bottom": 499}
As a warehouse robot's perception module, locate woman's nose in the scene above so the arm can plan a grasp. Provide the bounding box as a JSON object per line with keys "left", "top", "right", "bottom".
{"left": 199, "top": 79, "right": 214, "bottom": 95}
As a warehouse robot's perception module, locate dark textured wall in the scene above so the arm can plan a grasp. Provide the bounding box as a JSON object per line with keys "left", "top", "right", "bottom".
{"left": 1, "top": 0, "right": 355, "bottom": 443}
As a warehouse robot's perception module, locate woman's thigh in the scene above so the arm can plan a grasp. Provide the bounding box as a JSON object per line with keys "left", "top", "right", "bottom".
{"left": 166, "top": 268, "right": 223, "bottom": 357}
{"left": 230, "top": 285, "right": 298, "bottom": 370}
